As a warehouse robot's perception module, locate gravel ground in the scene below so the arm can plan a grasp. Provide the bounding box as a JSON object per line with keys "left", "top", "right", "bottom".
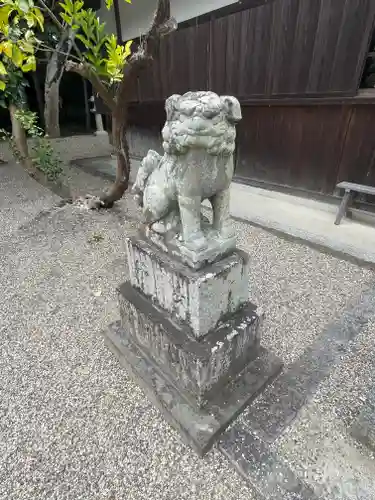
{"left": 0, "top": 163, "right": 60, "bottom": 237}
{"left": 1, "top": 163, "right": 375, "bottom": 499}
{"left": 276, "top": 317, "right": 375, "bottom": 500}
{"left": 234, "top": 219, "right": 374, "bottom": 366}
{"left": 0, "top": 176, "right": 253, "bottom": 500}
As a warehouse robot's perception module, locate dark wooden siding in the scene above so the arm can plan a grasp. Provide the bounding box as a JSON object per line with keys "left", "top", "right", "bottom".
{"left": 134, "top": 0, "right": 375, "bottom": 102}
{"left": 127, "top": 101, "right": 375, "bottom": 197}
{"left": 235, "top": 103, "right": 375, "bottom": 194}
{"left": 337, "top": 106, "right": 375, "bottom": 188}
{"left": 122, "top": 1, "right": 375, "bottom": 200}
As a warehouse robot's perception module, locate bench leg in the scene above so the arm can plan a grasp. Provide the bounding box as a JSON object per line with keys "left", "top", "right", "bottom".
{"left": 335, "top": 190, "right": 352, "bottom": 225}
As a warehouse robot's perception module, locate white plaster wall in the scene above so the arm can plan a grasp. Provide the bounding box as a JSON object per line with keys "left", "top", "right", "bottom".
{"left": 98, "top": 0, "right": 236, "bottom": 40}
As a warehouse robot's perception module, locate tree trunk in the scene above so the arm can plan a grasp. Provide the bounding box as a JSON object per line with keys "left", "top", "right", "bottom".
{"left": 44, "top": 81, "right": 61, "bottom": 137}
{"left": 100, "top": 112, "right": 131, "bottom": 208}
{"left": 98, "top": 0, "right": 176, "bottom": 208}
{"left": 64, "top": 0, "right": 176, "bottom": 209}
{"left": 9, "top": 104, "right": 38, "bottom": 176}
{"left": 44, "top": 29, "right": 75, "bottom": 138}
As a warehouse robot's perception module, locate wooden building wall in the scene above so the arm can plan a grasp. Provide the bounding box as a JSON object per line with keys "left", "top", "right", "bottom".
{"left": 235, "top": 102, "right": 375, "bottom": 195}
{"left": 128, "top": 100, "right": 375, "bottom": 196}
{"left": 134, "top": 0, "right": 375, "bottom": 101}
{"left": 124, "top": 0, "right": 375, "bottom": 198}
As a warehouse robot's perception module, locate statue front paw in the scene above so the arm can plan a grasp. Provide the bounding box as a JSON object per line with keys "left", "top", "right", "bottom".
{"left": 183, "top": 231, "right": 208, "bottom": 251}
{"left": 217, "top": 224, "right": 235, "bottom": 241}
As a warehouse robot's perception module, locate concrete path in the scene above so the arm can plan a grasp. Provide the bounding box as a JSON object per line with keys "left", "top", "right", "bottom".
{"left": 230, "top": 183, "right": 375, "bottom": 266}
{"left": 72, "top": 156, "right": 375, "bottom": 266}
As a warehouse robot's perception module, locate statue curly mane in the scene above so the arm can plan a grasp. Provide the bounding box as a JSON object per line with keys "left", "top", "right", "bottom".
{"left": 161, "top": 92, "right": 238, "bottom": 156}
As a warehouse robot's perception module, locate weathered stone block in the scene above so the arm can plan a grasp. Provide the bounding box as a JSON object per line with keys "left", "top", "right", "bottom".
{"left": 104, "top": 321, "right": 282, "bottom": 456}
{"left": 118, "top": 282, "right": 261, "bottom": 407}
{"left": 126, "top": 235, "right": 249, "bottom": 339}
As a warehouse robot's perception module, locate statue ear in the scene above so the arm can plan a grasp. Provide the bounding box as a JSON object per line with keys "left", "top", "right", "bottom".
{"left": 165, "top": 94, "right": 181, "bottom": 121}
{"left": 220, "top": 96, "right": 242, "bottom": 123}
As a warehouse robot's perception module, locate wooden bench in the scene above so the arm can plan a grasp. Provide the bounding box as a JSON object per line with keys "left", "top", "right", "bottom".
{"left": 334, "top": 181, "right": 375, "bottom": 225}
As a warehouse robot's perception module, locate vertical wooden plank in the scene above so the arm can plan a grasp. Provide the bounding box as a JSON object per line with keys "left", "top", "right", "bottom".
{"left": 208, "top": 16, "right": 214, "bottom": 90}
{"left": 210, "top": 16, "right": 228, "bottom": 95}
{"left": 235, "top": 104, "right": 356, "bottom": 193}
{"left": 353, "top": 1, "right": 375, "bottom": 92}
{"left": 168, "top": 28, "right": 189, "bottom": 94}
{"left": 268, "top": 0, "right": 300, "bottom": 95}
{"left": 241, "top": 3, "right": 273, "bottom": 97}
{"left": 193, "top": 23, "right": 210, "bottom": 91}
{"left": 288, "top": 0, "right": 321, "bottom": 94}
{"left": 252, "top": 3, "right": 274, "bottom": 95}
{"left": 225, "top": 12, "right": 242, "bottom": 95}
{"left": 330, "top": 0, "right": 374, "bottom": 93}
{"left": 237, "top": 8, "right": 251, "bottom": 97}
{"left": 264, "top": 0, "right": 278, "bottom": 96}
{"left": 307, "top": 0, "right": 346, "bottom": 94}
{"left": 150, "top": 42, "right": 162, "bottom": 101}
{"left": 337, "top": 106, "right": 375, "bottom": 187}
{"left": 159, "top": 35, "right": 171, "bottom": 98}
{"left": 130, "top": 0, "right": 375, "bottom": 102}
{"left": 188, "top": 24, "right": 197, "bottom": 92}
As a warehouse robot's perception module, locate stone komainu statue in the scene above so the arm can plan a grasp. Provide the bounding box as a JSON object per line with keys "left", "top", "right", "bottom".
{"left": 133, "top": 91, "right": 242, "bottom": 268}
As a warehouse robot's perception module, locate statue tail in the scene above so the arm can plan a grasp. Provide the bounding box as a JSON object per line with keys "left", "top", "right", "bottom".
{"left": 132, "top": 150, "right": 161, "bottom": 203}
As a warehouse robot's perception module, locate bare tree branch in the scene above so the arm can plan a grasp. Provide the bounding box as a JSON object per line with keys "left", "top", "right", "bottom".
{"left": 65, "top": 61, "right": 116, "bottom": 112}
{"left": 37, "top": 43, "right": 82, "bottom": 63}
{"left": 37, "top": 0, "right": 64, "bottom": 29}
{"left": 37, "top": 0, "right": 86, "bottom": 62}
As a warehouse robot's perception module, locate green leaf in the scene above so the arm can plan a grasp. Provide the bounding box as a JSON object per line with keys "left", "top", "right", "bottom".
{"left": 124, "top": 0, "right": 131, "bottom": 3}
{"left": 0, "top": 5, "right": 13, "bottom": 26}
{"left": 12, "top": 45, "right": 23, "bottom": 67}
{"left": 75, "top": 33, "right": 90, "bottom": 46}
{"left": 0, "top": 80, "right": 6, "bottom": 91}
{"left": 0, "top": 61, "right": 7, "bottom": 75}
{"left": 124, "top": 39, "right": 132, "bottom": 58}
{"left": 74, "top": 0, "right": 84, "bottom": 12}
{"left": 0, "top": 41, "right": 13, "bottom": 58}
{"left": 18, "top": 0, "right": 30, "bottom": 13}
{"left": 25, "top": 29, "right": 34, "bottom": 41}
{"left": 19, "top": 39, "right": 34, "bottom": 53}
{"left": 83, "top": 52, "right": 97, "bottom": 64}
{"left": 25, "top": 12, "right": 35, "bottom": 27}
{"left": 105, "top": 0, "right": 113, "bottom": 8}
{"left": 60, "top": 12, "right": 72, "bottom": 24}
{"left": 21, "top": 55, "right": 36, "bottom": 71}
{"left": 33, "top": 8, "right": 44, "bottom": 30}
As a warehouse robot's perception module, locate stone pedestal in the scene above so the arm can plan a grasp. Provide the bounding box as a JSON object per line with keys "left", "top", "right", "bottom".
{"left": 126, "top": 235, "right": 249, "bottom": 339}
{"left": 104, "top": 236, "right": 282, "bottom": 455}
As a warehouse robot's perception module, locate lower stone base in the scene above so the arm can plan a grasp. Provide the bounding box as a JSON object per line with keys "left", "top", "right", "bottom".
{"left": 104, "top": 321, "right": 282, "bottom": 456}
